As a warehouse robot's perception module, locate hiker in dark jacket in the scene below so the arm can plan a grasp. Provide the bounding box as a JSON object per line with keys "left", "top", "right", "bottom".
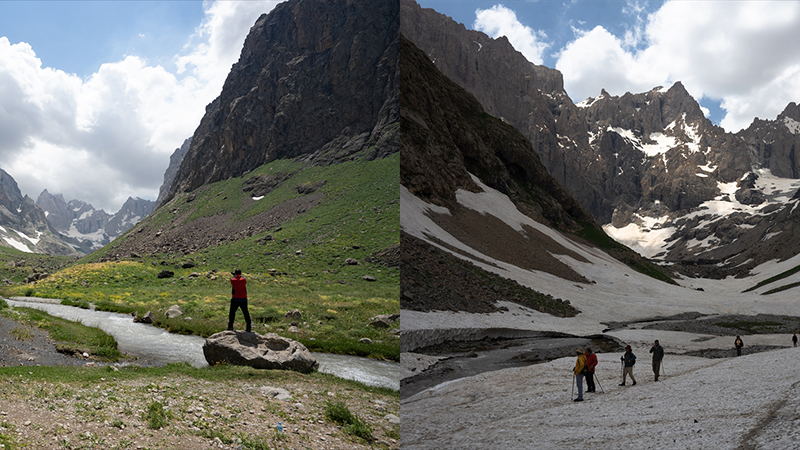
{"left": 585, "top": 348, "right": 598, "bottom": 393}
{"left": 793, "top": 333, "right": 797, "bottom": 348}
{"left": 649, "top": 340, "right": 664, "bottom": 381}
{"left": 735, "top": 336, "right": 744, "bottom": 356}
{"left": 619, "top": 345, "right": 636, "bottom": 386}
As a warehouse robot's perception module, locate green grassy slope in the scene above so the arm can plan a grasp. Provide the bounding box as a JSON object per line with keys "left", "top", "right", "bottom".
{"left": 4, "top": 154, "right": 400, "bottom": 361}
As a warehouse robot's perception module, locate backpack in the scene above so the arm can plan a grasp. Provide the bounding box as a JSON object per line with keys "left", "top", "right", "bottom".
{"left": 630, "top": 353, "right": 636, "bottom": 366}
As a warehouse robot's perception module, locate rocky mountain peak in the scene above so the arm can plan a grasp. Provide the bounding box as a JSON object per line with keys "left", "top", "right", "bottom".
{"left": 165, "top": 0, "right": 399, "bottom": 203}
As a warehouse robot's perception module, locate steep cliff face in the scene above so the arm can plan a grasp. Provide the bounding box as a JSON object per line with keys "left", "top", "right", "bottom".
{"left": 400, "top": 0, "right": 611, "bottom": 222}
{"left": 165, "top": 0, "right": 399, "bottom": 203}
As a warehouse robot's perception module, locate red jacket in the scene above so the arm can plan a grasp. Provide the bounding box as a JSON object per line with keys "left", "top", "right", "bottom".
{"left": 230, "top": 275, "right": 247, "bottom": 299}
{"left": 586, "top": 353, "right": 598, "bottom": 373}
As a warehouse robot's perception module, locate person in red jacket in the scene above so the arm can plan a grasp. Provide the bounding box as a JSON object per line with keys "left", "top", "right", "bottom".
{"left": 227, "top": 269, "right": 252, "bottom": 332}
{"left": 585, "top": 348, "right": 598, "bottom": 393}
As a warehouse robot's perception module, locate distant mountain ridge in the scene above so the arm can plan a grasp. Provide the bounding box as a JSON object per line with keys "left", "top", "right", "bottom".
{"left": 0, "top": 169, "right": 79, "bottom": 256}
{"left": 36, "top": 190, "right": 155, "bottom": 253}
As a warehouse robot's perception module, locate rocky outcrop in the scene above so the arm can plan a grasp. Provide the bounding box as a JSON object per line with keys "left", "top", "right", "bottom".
{"left": 739, "top": 102, "right": 800, "bottom": 178}
{"left": 202, "top": 331, "right": 318, "bottom": 373}
{"left": 156, "top": 137, "right": 191, "bottom": 207}
{"left": 164, "top": 0, "right": 399, "bottom": 203}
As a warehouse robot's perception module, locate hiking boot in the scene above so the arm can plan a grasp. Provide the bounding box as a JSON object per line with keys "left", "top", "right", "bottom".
{"left": 226, "top": 326, "right": 233, "bottom": 331}
{"left": 573, "top": 398, "right": 583, "bottom": 402}
{"left": 632, "top": 381, "right": 637, "bottom": 386}
{"left": 619, "top": 383, "right": 625, "bottom": 386}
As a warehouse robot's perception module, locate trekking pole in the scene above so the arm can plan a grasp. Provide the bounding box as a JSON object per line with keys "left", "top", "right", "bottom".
{"left": 571, "top": 374, "right": 575, "bottom": 400}
{"left": 595, "top": 373, "right": 604, "bottom": 393}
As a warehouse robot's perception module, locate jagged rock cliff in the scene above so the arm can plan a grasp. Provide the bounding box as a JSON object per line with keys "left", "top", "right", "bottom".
{"left": 165, "top": 0, "right": 399, "bottom": 203}
{"left": 401, "top": 0, "right": 610, "bottom": 222}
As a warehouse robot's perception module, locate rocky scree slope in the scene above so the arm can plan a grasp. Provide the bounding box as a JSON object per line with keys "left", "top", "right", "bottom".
{"left": 164, "top": 0, "right": 399, "bottom": 204}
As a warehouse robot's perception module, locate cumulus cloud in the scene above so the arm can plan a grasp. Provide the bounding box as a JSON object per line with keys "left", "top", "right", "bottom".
{"left": 0, "top": 1, "right": 280, "bottom": 212}
{"left": 555, "top": 0, "right": 800, "bottom": 132}
{"left": 474, "top": 4, "right": 549, "bottom": 65}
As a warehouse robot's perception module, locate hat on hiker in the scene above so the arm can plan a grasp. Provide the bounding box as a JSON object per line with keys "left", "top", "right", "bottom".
{"left": 625, "top": 345, "right": 632, "bottom": 350}
{"left": 575, "top": 348, "right": 584, "bottom": 354}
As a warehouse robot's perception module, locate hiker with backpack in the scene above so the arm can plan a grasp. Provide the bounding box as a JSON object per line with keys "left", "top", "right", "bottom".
{"left": 649, "top": 340, "right": 664, "bottom": 381}
{"left": 619, "top": 345, "right": 636, "bottom": 386}
{"left": 585, "top": 348, "right": 598, "bottom": 393}
{"left": 735, "top": 335, "right": 744, "bottom": 356}
{"left": 573, "top": 348, "right": 587, "bottom": 402}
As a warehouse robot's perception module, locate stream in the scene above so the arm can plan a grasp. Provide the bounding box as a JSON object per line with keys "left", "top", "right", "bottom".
{"left": 5, "top": 298, "right": 399, "bottom": 391}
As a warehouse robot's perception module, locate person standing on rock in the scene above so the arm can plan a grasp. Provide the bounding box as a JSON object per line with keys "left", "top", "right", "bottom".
{"left": 649, "top": 340, "right": 664, "bottom": 381}
{"left": 735, "top": 335, "right": 744, "bottom": 356}
{"left": 228, "top": 269, "right": 252, "bottom": 332}
{"left": 619, "top": 345, "right": 636, "bottom": 386}
{"left": 573, "top": 348, "right": 587, "bottom": 402}
{"left": 585, "top": 348, "right": 598, "bottom": 393}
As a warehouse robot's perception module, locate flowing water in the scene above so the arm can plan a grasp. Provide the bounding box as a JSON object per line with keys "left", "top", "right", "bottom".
{"left": 6, "top": 298, "right": 399, "bottom": 390}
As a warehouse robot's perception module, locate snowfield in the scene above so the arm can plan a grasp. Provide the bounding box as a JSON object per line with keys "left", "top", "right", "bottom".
{"left": 401, "top": 174, "right": 800, "bottom": 449}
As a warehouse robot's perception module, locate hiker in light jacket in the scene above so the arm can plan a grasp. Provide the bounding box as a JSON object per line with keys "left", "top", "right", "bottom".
{"left": 619, "top": 345, "right": 636, "bottom": 386}
{"left": 573, "top": 348, "right": 587, "bottom": 401}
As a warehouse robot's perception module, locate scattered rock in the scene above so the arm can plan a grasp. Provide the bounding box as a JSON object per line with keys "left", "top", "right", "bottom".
{"left": 182, "top": 261, "right": 196, "bottom": 269}
{"left": 284, "top": 309, "right": 302, "bottom": 320}
{"left": 362, "top": 275, "right": 377, "bottom": 282}
{"left": 345, "top": 258, "right": 359, "bottom": 265}
{"left": 134, "top": 311, "right": 155, "bottom": 324}
{"left": 157, "top": 270, "right": 174, "bottom": 279}
{"left": 369, "top": 319, "right": 390, "bottom": 329}
{"left": 260, "top": 386, "right": 293, "bottom": 401}
{"left": 384, "top": 414, "right": 400, "bottom": 424}
{"left": 165, "top": 305, "right": 183, "bottom": 319}
{"left": 360, "top": 338, "right": 373, "bottom": 344}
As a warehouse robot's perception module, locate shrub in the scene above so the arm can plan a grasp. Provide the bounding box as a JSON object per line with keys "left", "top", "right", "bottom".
{"left": 324, "top": 401, "right": 373, "bottom": 442}
{"left": 144, "top": 401, "right": 169, "bottom": 429}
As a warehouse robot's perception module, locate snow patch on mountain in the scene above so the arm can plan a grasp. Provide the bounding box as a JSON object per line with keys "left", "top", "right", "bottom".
{"left": 783, "top": 116, "right": 800, "bottom": 134}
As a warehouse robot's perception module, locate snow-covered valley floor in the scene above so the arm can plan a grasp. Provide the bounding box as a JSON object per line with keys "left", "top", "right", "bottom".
{"left": 401, "top": 177, "right": 800, "bottom": 449}
{"left": 401, "top": 348, "right": 800, "bottom": 449}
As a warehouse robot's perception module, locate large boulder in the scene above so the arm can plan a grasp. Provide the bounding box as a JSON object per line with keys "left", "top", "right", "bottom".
{"left": 202, "top": 331, "right": 318, "bottom": 373}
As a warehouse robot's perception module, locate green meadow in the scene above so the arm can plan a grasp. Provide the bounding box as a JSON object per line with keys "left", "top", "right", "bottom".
{"left": 2, "top": 154, "right": 400, "bottom": 361}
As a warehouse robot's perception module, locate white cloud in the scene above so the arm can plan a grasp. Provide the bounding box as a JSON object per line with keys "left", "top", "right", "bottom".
{"left": 0, "top": 1, "right": 280, "bottom": 212}
{"left": 474, "top": 4, "right": 549, "bottom": 65}
{"left": 554, "top": 1, "right": 800, "bottom": 132}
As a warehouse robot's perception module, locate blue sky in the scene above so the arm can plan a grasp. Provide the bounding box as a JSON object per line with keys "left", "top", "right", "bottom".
{"left": 0, "top": 2, "right": 205, "bottom": 79}
{"left": 416, "top": 0, "right": 800, "bottom": 131}
{"left": 0, "top": 1, "right": 280, "bottom": 212}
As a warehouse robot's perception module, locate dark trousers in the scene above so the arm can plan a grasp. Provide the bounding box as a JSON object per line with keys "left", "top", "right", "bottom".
{"left": 228, "top": 300, "right": 252, "bottom": 330}
{"left": 586, "top": 372, "right": 596, "bottom": 392}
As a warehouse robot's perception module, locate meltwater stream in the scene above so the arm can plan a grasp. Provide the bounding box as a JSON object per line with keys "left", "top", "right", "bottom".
{"left": 6, "top": 298, "right": 399, "bottom": 390}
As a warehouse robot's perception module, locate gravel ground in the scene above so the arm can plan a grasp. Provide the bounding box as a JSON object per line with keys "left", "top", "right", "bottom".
{"left": 0, "top": 373, "right": 400, "bottom": 450}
